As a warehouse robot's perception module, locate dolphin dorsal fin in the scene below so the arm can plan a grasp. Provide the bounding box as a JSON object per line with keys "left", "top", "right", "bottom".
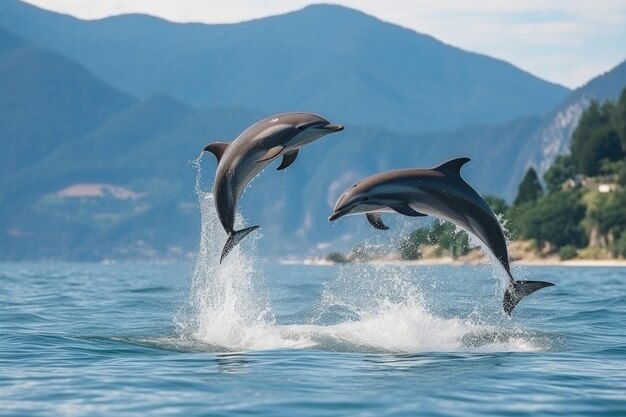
{"left": 434, "top": 157, "right": 471, "bottom": 176}
{"left": 203, "top": 142, "right": 230, "bottom": 163}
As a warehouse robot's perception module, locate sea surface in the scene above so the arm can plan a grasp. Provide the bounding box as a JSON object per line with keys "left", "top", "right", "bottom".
{"left": 1, "top": 193, "right": 625, "bottom": 416}
{"left": 1, "top": 262, "right": 625, "bottom": 417}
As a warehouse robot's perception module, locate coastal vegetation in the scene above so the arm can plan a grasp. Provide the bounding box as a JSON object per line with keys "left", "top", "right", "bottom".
{"left": 328, "top": 88, "right": 626, "bottom": 263}
{"left": 509, "top": 88, "right": 626, "bottom": 259}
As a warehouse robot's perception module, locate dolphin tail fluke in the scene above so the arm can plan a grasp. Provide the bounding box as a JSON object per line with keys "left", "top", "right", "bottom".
{"left": 503, "top": 280, "right": 555, "bottom": 316}
{"left": 220, "top": 226, "right": 260, "bottom": 263}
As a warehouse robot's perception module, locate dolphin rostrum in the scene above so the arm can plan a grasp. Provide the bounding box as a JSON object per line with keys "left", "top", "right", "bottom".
{"left": 204, "top": 112, "right": 344, "bottom": 262}
{"left": 328, "top": 157, "right": 554, "bottom": 315}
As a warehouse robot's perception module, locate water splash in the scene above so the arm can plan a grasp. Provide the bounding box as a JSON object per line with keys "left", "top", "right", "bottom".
{"left": 175, "top": 154, "right": 312, "bottom": 351}
{"left": 174, "top": 155, "right": 544, "bottom": 353}
{"left": 301, "top": 261, "right": 541, "bottom": 353}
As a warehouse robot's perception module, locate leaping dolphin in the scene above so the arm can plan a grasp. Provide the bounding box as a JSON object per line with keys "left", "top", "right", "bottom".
{"left": 204, "top": 112, "right": 344, "bottom": 262}
{"left": 328, "top": 157, "right": 554, "bottom": 315}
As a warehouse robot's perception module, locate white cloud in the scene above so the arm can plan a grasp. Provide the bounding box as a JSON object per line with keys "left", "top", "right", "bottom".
{"left": 23, "top": 0, "right": 626, "bottom": 88}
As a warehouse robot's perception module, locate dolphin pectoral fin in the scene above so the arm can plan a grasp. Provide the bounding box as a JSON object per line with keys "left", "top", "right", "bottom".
{"left": 434, "top": 157, "right": 471, "bottom": 176}
{"left": 503, "top": 280, "right": 555, "bottom": 316}
{"left": 256, "top": 146, "right": 284, "bottom": 163}
{"left": 389, "top": 203, "right": 427, "bottom": 217}
{"left": 276, "top": 150, "right": 299, "bottom": 171}
{"left": 366, "top": 213, "right": 389, "bottom": 230}
{"left": 220, "top": 226, "right": 260, "bottom": 263}
{"left": 203, "top": 142, "right": 230, "bottom": 162}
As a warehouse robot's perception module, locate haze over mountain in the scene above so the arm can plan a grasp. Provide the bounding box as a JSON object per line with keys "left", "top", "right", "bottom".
{"left": 523, "top": 59, "right": 626, "bottom": 176}
{"left": 0, "top": 26, "right": 133, "bottom": 177}
{"left": 0, "top": 0, "right": 569, "bottom": 133}
{"left": 1, "top": 2, "right": 625, "bottom": 261}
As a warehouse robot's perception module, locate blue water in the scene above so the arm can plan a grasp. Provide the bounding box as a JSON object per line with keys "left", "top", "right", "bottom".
{"left": 1, "top": 262, "right": 625, "bottom": 417}
{"left": 1, "top": 192, "right": 625, "bottom": 415}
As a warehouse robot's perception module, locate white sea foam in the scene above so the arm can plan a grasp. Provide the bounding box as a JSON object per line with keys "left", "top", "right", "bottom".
{"left": 176, "top": 155, "right": 542, "bottom": 353}
{"left": 175, "top": 154, "right": 313, "bottom": 350}
{"left": 288, "top": 301, "right": 539, "bottom": 353}
{"left": 296, "top": 262, "right": 539, "bottom": 353}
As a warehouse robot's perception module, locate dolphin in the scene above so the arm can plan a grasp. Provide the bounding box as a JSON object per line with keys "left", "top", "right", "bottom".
{"left": 328, "top": 157, "right": 554, "bottom": 315}
{"left": 204, "top": 112, "right": 344, "bottom": 262}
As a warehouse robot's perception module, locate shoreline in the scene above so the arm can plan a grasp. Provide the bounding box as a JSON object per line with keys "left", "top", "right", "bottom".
{"left": 282, "top": 257, "right": 626, "bottom": 267}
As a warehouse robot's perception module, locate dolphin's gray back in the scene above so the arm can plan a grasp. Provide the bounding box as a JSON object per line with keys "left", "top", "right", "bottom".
{"left": 212, "top": 126, "right": 278, "bottom": 233}
{"left": 375, "top": 169, "right": 513, "bottom": 280}
{"left": 212, "top": 113, "right": 322, "bottom": 233}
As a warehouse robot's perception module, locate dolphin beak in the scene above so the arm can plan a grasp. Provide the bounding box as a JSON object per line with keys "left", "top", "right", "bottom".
{"left": 328, "top": 207, "right": 347, "bottom": 221}
{"left": 202, "top": 144, "right": 211, "bottom": 152}
{"left": 324, "top": 124, "right": 344, "bottom": 132}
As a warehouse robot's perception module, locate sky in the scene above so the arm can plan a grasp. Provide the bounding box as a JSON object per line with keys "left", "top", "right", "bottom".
{"left": 23, "top": 0, "right": 626, "bottom": 89}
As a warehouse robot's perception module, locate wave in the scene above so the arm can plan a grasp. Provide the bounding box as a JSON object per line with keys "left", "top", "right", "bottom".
{"left": 171, "top": 155, "right": 546, "bottom": 354}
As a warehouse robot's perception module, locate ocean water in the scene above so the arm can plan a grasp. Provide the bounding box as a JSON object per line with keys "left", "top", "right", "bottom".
{"left": 1, "top": 193, "right": 625, "bottom": 416}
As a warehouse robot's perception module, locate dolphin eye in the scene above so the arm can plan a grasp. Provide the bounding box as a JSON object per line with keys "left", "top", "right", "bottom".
{"left": 362, "top": 196, "right": 369, "bottom": 202}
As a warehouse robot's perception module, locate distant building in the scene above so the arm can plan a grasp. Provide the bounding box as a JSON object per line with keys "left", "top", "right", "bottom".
{"left": 56, "top": 183, "right": 143, "bottom": 200}
{"left": 562, "top": 175, "right": 619, "bottom": 193}
{"left": 563, "top": 174, "right": 588, "bottom": 190}
{"left": 598, "top": 183, "right": 618, "bottom": 193}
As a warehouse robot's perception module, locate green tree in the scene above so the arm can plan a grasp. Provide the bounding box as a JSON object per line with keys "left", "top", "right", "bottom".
{"left": 399, "top": 227, "right": 430, "bottom": 260}
{"left": 571, "top": 102, "right": 610, "bottom": 161}
{"left": 613, "top": 233, "right": 626, "bottom": 258}
{"left": 559, "top": 245, "right": 578, "bottom": 260}
{"left": 517, "top": 190, "right": 587, "bottom": 249}
{"left": 544, "top": 155, "right": 576, "bottom": 192}
{"left": 599, "top": 159, "right": 626, "bottom": 185}
{"left": 578, "top": 125, "right": 623, "bottom": 176}
{"left": 326, "top": 252, "right": 348, "bottom": 264}
{"left": 590, "top": 190, "right": 626, "bottom": 242}
{"left": 483, "top": 195, "right": 509, "bottom": 216}
{"left": 615, "top": 88, "right": 626, "bottom": 152}
{"left": 514, "top": 167, "right": 543, "bottom": 206}
{"left": 570, "top": 101, "right": 624, "bottom": 176}
{"left": 505, "top": 203, "right": 530, "bottom": 240}
{"left": 430, "top": 222, "right": 470, "bottom": 258}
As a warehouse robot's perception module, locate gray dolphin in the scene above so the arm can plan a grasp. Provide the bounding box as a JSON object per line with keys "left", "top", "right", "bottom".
{"left": 204, "top": 112, "right": 344, "bottom": 262}
{"left": 328, "top": 157, "right": 554, "bottom": 315}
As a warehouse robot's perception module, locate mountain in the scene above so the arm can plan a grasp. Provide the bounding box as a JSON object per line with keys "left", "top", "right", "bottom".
{"left": 0, "top": 1, "right": 569, "bottom": 133}
{"left": 286, "top": 58, "right": 626, "bottom": 232}
{"left": 0, "top": 89, "right": 262, "bottom": 260}
{"left": 1, "top": 2, "right": 624, "bottom": 261}
{"left": 2, "top": 59, "right": 624, "bottom": 259}
{"left": 0, "top": 27, "right": 264, "bottom": 261}
{"left": 493, "top": 59, "right": 626, "bottom": 196}
{"left": 0, "top": 99, "right": 544, "bottom": 259}
{"left": 0, "top": 26, "right": 134, "bottom": 177}
{"left": 528, "top": 60, "right": 626, "bottom": 173}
